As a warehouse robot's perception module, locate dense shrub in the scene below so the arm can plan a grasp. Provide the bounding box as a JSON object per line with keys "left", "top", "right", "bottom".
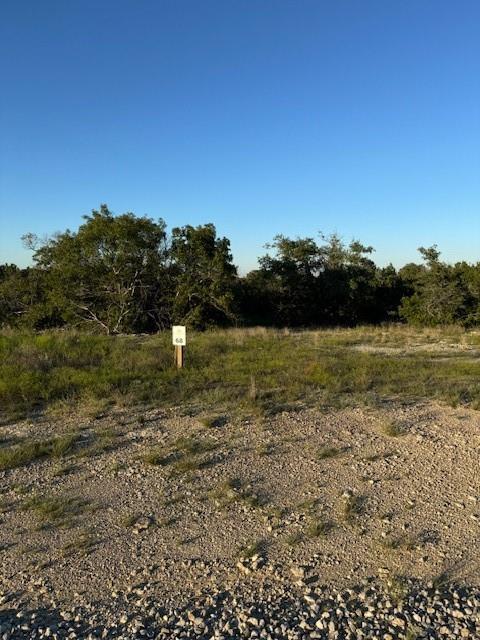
{"left": 1, "top": 206, "right": 479, "bottom": 331}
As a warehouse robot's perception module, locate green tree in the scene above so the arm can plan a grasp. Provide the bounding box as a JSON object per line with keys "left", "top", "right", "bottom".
{"left": 25, "top": 205, "right": 171, "bottom": 333}
{"left": 170, "top": 224, "right": 237, "bottom": 328}
{"left": 257, "top": 235, "right": 321, "bottom": 325}
{"left": 318, "top": 235, "right": 378, "bottom": 324}
{"left": 254, "top": 233, "right": 389, "bottom": 326}
{"left": 0, "top": 265, "right": 62, "bottom": 328}
{"left": 399, "top": 246, "right": 470, "bottom": 325}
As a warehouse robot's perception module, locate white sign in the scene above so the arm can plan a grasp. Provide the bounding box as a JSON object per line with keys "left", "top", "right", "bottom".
{"left": 172, "top": 325, "right": 186, "bottom": 346}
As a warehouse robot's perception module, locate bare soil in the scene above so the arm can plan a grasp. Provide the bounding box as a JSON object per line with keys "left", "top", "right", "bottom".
{"left": 1, "top": 401, "right": 480, "bottom": 609}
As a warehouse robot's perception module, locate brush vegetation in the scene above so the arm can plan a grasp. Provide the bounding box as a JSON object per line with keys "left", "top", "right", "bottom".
{"left": 1, "top": 325, "right": 480, "bottom": 419}
{"left": 2, "top": 207, "right": 480, "bottom": 333}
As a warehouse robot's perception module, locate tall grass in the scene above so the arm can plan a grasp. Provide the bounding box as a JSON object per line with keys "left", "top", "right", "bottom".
{"left": 1, "top": 326, "right": 480, "bottom": 418}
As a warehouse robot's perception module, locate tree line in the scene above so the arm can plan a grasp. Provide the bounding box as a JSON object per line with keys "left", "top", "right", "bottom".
{"left": 1, "top": 205, "right": 479, "bottom": 333}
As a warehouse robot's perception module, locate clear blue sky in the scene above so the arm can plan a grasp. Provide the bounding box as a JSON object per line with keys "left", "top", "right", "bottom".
{"left": 1, "top": 0, "right": 479, "bottom": 273}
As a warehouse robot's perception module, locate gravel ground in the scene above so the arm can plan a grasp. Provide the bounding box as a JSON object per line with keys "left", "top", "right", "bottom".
{"left": 1, "top": 577, "right": 479, "bottom": 638}
{"left": 1, "top": 400, "right": 480, "bottom": 637}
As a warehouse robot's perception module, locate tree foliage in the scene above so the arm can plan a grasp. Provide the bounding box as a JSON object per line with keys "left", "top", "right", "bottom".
{"left": 239, "top": 234, "right": 405, "bottom": 326}
{"left": 1, "top": 206, "right": 479, "bottom": 332}
{"left": 399, "top": 246, "right": 479, "bottom": 326}
{"left": 170, "top": 224, "right": 237, "bottom": 328}
{"left": 23, "top": 205, "right": 171, "bottom": 333}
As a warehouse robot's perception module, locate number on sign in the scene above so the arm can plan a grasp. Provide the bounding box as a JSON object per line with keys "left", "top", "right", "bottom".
{"left": 172, "top": 326, "right": 186, "bottom": 346}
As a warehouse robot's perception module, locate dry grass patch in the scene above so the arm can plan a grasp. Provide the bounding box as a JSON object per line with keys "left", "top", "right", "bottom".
{"left": 24, "top": 494, "right": 90, "bottom": 528}
{"left": 209, "top": 477, "right": 266, "bottom": 510}
{"left": 199, "top": 415, "right": 226, "bottom": 429}
{"left": 62, "top": 529, "right": 97, "bottom": 556}
{"left": 317, "top": 446, "right": 344, "bottom": 460}
{"left": 380, "top": 420, "right": 406, "bottom": 437}
{"left": 174, "top": 436, "right": 218, "bottom": 455}
{"left": 238, "top": 538, "right": 265, "bottom": 558}
{"left": 297, "top": 497, "right": 321, "bottom": 514}
{"left": 0, "top": 433, "right": 80, "bottom": 471}
{"left": 256, "top": 442, "right": 275, "bottom": 457}
{"left": 341, "top": 493, "right": 365, "bottom": 523}
{"left": 0, "top": 497, "right": 15, "bottom": 514}
{"left": 51, "top": 463, "right": 77, "bottom": 477}
{"left": 143, "top": 435, "right": 219, "bottom": 477}
{"left": 170, "top": 457, "right": 205, "bottom": 476}
{"left": 363, "top": 451, "right": 394, "bottom": 462}
{"left": 76, "top": 427, "right": 118, "bottom": 458}
{"left": 121, "top": 513, "right": 140, "bottom": 528}
{"left": 381, "top": 534, "right": 418, "bottom": 551}
{"left": 306, "top": 518, "right": 334, "bottom": 538}
{"left": 285, "top": 531, "right": 303, "bottom": 547}
{"left": 142, "top": 447, "right": 170, "bottom": 466}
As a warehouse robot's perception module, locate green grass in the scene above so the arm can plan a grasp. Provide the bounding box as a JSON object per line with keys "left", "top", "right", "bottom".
{"left": 306, "top": 518, "right": 333, "bottom": 538}
{"left": 24, "top": 494, "right": 89, "bottom": 527}
{"left": 142, "top": 435, "right": 218, "bottom": 476}
{"left": 317, "top": 446, "right": 343, "bottom": 460}
{"left": 209, "top": 477, "right": 266, "bottom": 509}
{"left": 1, "top": 326, "right": 480, "bottom": 418}
{"left": 0, "top": 433, "right": 80, "bottom": 471}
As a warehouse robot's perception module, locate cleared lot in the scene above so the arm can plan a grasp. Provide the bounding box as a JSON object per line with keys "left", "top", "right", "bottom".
{"left": 1, "top": 327, "right": 480, "bottom": 637}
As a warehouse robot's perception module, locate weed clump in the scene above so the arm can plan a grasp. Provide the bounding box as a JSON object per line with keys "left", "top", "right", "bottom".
{"left": 142, "top": 448, "right": 170, "bottom": 466}
{"left": 24, "top": 494, "right": 89, "bottom": 528}
{"left": 306, "top": 519, "right": 333, "bottom": 538}
{"left": 76, "top": 428, "right": 118, "bottom": 457}
{"left": 142, "top": 436, "right": 218, "bottom": 476}
{"left": 62, "top": 529, "right": 97, "bottom": 556}
{"left": 199, "top": 415, "right": 225, "bottom": 429}
{"left": 209, "top": 477, "right": 266, "bottom": 509}
{"left": 239, "top": 538, "right": 265, "bottom": 558}
{"left": 317, "top": 446, "right": 343, "bottom": 460}
{"left": 341, "top": 492, "right": 365, "bottom": 523}
{"left": 285, "top": 531, "right": 303, "bottom": 547}
{"left": 0, "top": 433, "right": 80, "bottom": 471}
{"left": 380, "top": 420, "right": 405, "bottom": 437}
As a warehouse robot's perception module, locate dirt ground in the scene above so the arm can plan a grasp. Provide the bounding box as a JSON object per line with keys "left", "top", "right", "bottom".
{"left": 1, "top": 400, "right": 480, "bottom": 609}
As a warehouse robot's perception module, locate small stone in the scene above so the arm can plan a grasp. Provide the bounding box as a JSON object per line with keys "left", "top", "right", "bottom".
{"left": 290, "top": 566, "right": 306, "bottom": 580}
{"left": 391, "top": 617, "right": 405, "bottom": 628}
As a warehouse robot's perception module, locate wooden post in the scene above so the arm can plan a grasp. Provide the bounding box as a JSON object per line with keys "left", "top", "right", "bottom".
{"left": 174, "top": 344, "right": 185, "bottom": 369}
{"left": 172, "top": 326, "right": 186, "bottom": 369}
